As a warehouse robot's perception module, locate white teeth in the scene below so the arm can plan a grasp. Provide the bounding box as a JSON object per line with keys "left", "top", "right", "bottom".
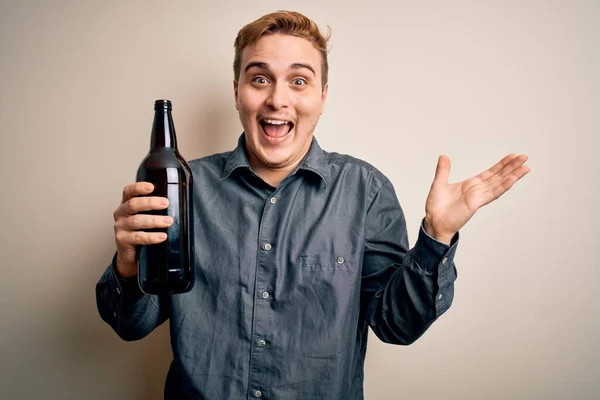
{"left": 264, "top": 119, "right": 288, "bottom": 125}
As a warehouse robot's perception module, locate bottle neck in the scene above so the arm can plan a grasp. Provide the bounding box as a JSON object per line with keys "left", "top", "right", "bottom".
{"left": 150, "top": 108, "right": 177, "bottom": 150}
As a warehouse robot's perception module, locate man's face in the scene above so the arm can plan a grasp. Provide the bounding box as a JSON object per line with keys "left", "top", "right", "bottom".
{"left": 234, "top": 34, "right": 328, "bottom": 173}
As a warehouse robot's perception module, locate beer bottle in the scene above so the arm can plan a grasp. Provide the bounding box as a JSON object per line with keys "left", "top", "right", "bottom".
{"left": 135, "top": 99, "right": 195, "bottom": 295}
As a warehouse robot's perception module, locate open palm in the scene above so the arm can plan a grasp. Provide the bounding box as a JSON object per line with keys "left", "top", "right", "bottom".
{"left": 424, "top": 154, "right": 530, "bottom": 243}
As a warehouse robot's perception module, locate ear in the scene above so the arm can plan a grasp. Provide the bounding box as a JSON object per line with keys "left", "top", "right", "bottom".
{"left": 320, "top": 83, "right": 329, "bottom": 115}
{"left": 233, "top": 80, "right": 240, "bottom": 111}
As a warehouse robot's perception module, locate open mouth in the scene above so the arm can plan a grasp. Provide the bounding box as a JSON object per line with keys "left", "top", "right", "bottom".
{"left": 259, "top": 118, "right": 294, "bottom": 140}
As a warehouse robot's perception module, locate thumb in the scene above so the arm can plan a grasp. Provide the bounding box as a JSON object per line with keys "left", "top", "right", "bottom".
{"left": 433, "top": 155, "right": 451, "bottom": 184}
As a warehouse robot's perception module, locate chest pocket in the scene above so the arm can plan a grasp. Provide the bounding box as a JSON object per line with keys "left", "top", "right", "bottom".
{"left": 294, "top": 251, "right": 363, "bottom": 359}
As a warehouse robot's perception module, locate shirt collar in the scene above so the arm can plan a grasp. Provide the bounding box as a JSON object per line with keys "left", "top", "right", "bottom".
{"left": 222, "top": 133, "right": 330, "bottom": 187}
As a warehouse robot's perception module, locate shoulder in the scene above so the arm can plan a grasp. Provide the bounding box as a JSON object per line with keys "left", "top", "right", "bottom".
{"left": 323, "top": 149, "right": 389, "bottom": 188}
{"left": 187, "top": 150, "right": 233, "bottom": 175}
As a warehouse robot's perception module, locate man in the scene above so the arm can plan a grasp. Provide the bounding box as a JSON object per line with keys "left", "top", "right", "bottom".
{"left": 96, "top": 10, "right": 530, "bottom": 400}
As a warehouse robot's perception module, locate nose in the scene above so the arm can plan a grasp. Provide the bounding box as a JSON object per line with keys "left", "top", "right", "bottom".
{"left": 266, "top": 81, "right": 290, "bottom": 110}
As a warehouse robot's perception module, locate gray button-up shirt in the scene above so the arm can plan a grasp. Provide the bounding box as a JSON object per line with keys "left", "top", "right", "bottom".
{"left": 96, "top": 134, "right": 459, "bottom": 399}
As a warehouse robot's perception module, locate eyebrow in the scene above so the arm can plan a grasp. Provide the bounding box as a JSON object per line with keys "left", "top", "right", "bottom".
{"left": 244, "top": 61, "right": 316, "bottom": 77}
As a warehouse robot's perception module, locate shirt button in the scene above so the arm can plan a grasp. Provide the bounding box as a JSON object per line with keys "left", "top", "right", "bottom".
{"left": 258, "top": 339, "right": 266, "bottom": 347}
{"left": 264, "top": 243, "right": 272, "bottom": 251}
{"left": 438, "top": 293, "right": 444, "bottom": 300}
{"left": 442, "top": 257, "right": 448, "bottom": 264}
{"left": 336, "top": 257, "right": 345, "bottom": 265}
{"left": 113, "top": 311, "right": 117, "bottom": 317}
{"left": 270, "top": 197, "right": 277, "bottom": 204}
{"left": 261, "top": 291, "right": 270, "bottom": 299}
{"left": 254, "top": 390, "right": 262, "bottom": 397}
{"left": 116, "top": 287, "right": 121, "bottom": 295}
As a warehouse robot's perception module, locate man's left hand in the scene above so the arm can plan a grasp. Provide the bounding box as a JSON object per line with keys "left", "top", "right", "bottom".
{"left": 423, "top": 154, "right": 531, "bottom": 245}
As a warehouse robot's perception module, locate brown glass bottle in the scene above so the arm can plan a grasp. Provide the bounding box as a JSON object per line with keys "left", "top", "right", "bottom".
{"left": 135, "top": 99, "right": 194, "bottom": 295}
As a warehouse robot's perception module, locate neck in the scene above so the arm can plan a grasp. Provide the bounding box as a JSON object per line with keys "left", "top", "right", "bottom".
{"left": 150, "top": 105, "right": 177, "bottom": 150}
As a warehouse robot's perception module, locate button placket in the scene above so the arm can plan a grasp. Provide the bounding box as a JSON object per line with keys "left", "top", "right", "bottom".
{"left": 249, "top": 194, "right": 278, "bottom": 399}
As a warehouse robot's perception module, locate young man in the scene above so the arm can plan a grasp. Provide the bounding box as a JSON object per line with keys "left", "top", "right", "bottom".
{"left": 97, "top": 10, "right": 530, "bottom": 399}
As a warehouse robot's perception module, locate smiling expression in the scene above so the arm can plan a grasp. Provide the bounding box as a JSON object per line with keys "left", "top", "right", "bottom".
{"left": 234, "top": 34, "right": 328, "bottom": 176}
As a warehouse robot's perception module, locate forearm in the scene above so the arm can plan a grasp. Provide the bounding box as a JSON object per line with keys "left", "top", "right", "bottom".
{"left": 95, "top": 253, "right": 168, "bottom": 341}
{"left": 366, "top": 223, "right": 458, "bottom": 345}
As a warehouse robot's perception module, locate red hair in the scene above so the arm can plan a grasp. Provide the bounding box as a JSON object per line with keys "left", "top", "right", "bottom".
{"left": 233, "top": 10, "right": 331, "bottom": 89}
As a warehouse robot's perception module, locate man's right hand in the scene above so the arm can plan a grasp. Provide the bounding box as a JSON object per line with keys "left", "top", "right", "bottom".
{"left": 113, "top": 182, "right": 173, "bottom": 278}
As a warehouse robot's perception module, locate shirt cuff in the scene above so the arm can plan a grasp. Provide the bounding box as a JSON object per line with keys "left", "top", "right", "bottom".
{"left": 412, "top": 218, "right": 459, "bottom": 274}
{"left": 109, "top": 252, "right": 144, "bottom": 305}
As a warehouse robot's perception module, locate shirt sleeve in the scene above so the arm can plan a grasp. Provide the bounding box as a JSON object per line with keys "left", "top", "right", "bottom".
{"left": 361, "top": 179, "right": 459, "bottom": 345}
{"left": 95, "top": 252, "right": 170, "bottom": 341}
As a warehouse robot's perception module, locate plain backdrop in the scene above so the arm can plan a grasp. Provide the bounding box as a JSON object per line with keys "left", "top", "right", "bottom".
{"left": 1, "top": 1, "right": 598, "bottom": 399}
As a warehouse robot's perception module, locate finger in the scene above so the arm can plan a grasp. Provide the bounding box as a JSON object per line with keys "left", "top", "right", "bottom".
{"left": 477, "top": 154, "right": 527, "bottom": 182}
{"left": 498, "top": 154, "right": 529, "bottom": 180}
{"left": 483, "top": 164, "right": 531, "bottom": 204}
{"left": 122, "top": 196, "right": 169, "bottom": 215}
{"left": 485, "top": 154, "right": 529, "bottom": 185}
{"left": 122, "top": 182, "right": 154, "bottom": 203}
{"left": 477, "top": 154, "right": 520, "bottom": 182}
{"left": 433, "top": 155, "right": 451, "bottom": 184}
{"left": 116, "top": 231, "right": 168, "bottom": 247}
{"left": 116, "top": 214, "right": 174, "bottom": 231}
{"left": 114, "top": 196, "right": 169, "bottom": 220}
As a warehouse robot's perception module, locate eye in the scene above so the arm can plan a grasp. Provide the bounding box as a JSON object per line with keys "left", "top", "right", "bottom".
{"left": 292, "top": 78, "right": 307, "bottom": 86}
{"left": 252, "top": 76, "right": 269, "bottom": 85}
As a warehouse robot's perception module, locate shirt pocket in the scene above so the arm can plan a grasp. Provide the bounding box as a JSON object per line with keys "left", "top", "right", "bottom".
{"left": 295, "top": 252, "right": 363, "bottom": 359}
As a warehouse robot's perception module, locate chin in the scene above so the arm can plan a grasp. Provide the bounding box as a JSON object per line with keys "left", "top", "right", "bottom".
{"left": 258, "top": 150, "right": 293, "bottom": 168}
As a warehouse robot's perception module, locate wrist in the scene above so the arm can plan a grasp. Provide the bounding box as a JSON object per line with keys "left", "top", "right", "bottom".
{"left": 423, "top": 216, "right": 454, "bottom": 246}
{"left": 115, "top": 256, "right": 138, "bottom": 279}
